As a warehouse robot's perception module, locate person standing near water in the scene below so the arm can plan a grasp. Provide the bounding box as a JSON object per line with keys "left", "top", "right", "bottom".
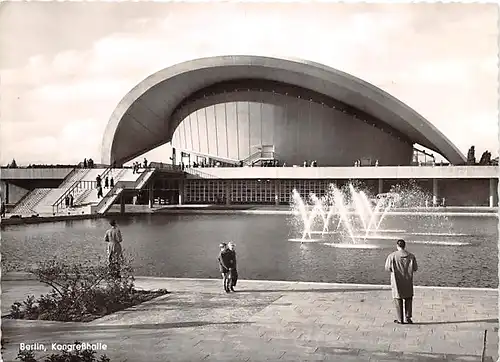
{"left": 227, "top": 242, "right": 238, "bottom": 291}
{"left": 104, "top": 220, "right": 123, "bottom": 278}
{"left": 217, "top": 243, "right": 232, "bottom": 293}
{"left": 385, "top": 239, "right": 418, "bottom": 324}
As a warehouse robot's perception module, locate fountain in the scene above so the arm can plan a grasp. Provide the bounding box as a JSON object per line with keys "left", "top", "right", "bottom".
{"left": 289, "top": 182, "right": 472, "bottom": 248}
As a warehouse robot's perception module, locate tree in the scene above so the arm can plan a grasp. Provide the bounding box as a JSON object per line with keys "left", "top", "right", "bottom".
{"left": 9, "top": 159, "right": 17, "bottom": 168}
{"left": 466, "top": 146, "right": 476, "bottom": 165}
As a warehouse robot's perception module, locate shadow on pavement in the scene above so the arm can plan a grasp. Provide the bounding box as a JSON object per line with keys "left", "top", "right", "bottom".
{"left": 3, "top": 320, "right": 253, "bottom": 333}
{"left": 234, "top": 287, "right": 386, "bottom": 293}
{"left": 415, "top": 318, "right": 498, "bottom": 325}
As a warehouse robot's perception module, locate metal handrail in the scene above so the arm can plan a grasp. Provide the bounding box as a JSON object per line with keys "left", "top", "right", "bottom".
{"left": 52, "top": 180, "right": 97, "bottom": 213}
{"left": 134, "top": 168, "right": 155, "bottom": 188}
{"left": 184, "top": 167, "right": 220, "bottom": 179}
{"left": 52, "top": 165, "right": 114, "bottom": 213}
{"left": 95, "top": 184, "right": 124, "bottom": 214}
{"left": 242, "top": 150, "right": 263, "bottom": 165}
{"left": 59, "top": 167, "right": 79, "bottom": 188}
{"left": 52, "top": 170, "right": 89, "bottom": 212}
{"left": 149, "top": 162, "right": 183, "bottom": 171}
{"left": 95, "top": 169, "right": 155, "bottom": 214}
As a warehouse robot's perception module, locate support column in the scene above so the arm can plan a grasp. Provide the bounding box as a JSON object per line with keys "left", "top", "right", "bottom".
{"left": 178, "top": 179, "right": 184, "bottom": 205}
{"left": 225, "top": 180, "right": 231, "bottom": 206}
{"left": 274, "top": 180, "right": 280, "bottom": 205}
{"left": 489, "top": 178, "right": 496, "bottom": 207}
{"left": 378, "top": 179, "right": 383, "bottom": 195}
{"left": 120, "top": 192, "right": 125, "bottom": 214}
{"left": 432, "top": 179, "right": 438, "bottom": 206}
{"left": 148, "top": 181, "right": 154, "bottom": 208}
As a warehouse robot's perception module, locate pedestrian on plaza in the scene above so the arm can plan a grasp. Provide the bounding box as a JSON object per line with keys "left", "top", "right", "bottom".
{"left": 65, "top": 195, "right": 70, "bottom": 207}
{"left": 227, "top": 241, "right": 238, "bottom": 291}
{"left": 385, "top": 239, "right": 418, "bottom": 324}
{"left": 96, "top": 175, "right": 102, "bottom": 188}
{"left": 1, "top": 199, "right": 6, "bottom": 218}
{"left": 110, "top": 176, "right": 114, "bottom": 188}
{"left": 97, "top": 185, "right": 103, "bottom": 198}
{"left": 143, "top": 158, "right": 148, "bottom": 168}
{"left": 105, "top": 176, "right": 109, "bottom": 188}
{"left": 69, "top": 194, "right": 74, "bottom": 207}
{"left": 217, "top": 243, "right": 233, "bottom": 293}
{"left": 104, "top": 220, "right": 123, "bottom": 278}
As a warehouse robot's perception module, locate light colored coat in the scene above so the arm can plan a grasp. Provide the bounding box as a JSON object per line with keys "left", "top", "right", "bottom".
{"left": 104, "top": 226, "right": 123, "bottom": 263}
{"left": 385, "top": 249, "right": 418, "bottom": 299}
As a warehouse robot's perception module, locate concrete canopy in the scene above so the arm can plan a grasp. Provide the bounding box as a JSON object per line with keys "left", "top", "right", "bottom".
{"left": 101, "top": 55, "right": 466, "bottom": 166}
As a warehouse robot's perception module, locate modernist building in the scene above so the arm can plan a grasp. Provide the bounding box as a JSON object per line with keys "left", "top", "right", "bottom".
{"left": 101, "top": 56, "right": 498, "bottom": 207}
{"left": 102, "top": 55, "right": 465, "bottom": 167}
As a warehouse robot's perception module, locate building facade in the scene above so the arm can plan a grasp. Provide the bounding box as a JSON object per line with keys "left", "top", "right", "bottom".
{"left": 170, "top": 81, "right": 413, "bottom": 167}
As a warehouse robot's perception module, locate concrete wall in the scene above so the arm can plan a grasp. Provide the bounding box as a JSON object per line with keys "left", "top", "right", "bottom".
{"left": 1, "top": 168, "right": 73, "bottom": 180}
{"left": 439, "top": 179, "right": 495, "bottom": 207}
{"left": 172, "top": 91, "right": 413, "bottom": 166}
{"left": 0, "top": 181, "right": 29, "bottom": 204}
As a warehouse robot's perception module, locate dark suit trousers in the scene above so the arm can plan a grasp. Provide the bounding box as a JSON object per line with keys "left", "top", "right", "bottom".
{"left": 394, "top": 297, "right": 413, "bottom": 322}
{"left": 231, "top": 269, "right": 238, "bottom": 287}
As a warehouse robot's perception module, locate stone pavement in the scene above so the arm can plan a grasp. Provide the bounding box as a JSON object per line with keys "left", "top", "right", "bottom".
{"left": 1, "top": 276, "right": 498, "bottom": 362}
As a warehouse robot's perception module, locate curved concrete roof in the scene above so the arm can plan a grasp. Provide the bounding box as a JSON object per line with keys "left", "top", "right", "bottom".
{"left": 101, "top": 55, "right": 466, "bottom": 165}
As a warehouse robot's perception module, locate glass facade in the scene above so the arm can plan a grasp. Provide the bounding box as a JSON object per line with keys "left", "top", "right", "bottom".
{"left": 184, "top": 179, "right": 335, "bottom": 204}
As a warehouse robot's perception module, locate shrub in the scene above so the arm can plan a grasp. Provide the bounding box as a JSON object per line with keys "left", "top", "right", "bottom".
{"left": 17, "top": 341, "right": 110, "bottom": 362}
{"left": 10, "top": 255, "right": 168, "bottom": 322}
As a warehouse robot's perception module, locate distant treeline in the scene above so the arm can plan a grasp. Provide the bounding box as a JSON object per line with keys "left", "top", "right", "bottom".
{"left": 2, "top": 164, "right": 79, "bottom": 169}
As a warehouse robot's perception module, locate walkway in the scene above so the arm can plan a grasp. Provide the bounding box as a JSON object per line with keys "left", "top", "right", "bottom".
{"left": 1, "top": 276, "right": 498, "bottom": 362}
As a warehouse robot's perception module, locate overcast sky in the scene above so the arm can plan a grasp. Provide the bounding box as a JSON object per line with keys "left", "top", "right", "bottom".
{"left": 0, "top": 2, "right": 497, "bottom": 165}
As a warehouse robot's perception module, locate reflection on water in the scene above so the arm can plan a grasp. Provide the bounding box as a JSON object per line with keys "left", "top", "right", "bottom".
{"left": 1, "top": 213, "right": 497, "bottom": 288}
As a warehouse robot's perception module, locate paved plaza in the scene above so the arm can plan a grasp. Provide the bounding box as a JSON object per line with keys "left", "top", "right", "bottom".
{"left": 1, "top": 275, "right": 498, "bottom": 362}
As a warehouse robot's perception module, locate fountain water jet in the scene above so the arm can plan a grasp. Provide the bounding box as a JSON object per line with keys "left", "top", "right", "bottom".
{"left": 290, "top": 183, "right": 401, "bottom": 244}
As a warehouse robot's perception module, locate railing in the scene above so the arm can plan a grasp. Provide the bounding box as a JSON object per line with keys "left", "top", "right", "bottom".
{"left": 94, "top": 183, "right": 125, "bottom": 214}
{"left": 52, "top": 165, "right": 115, "bottom": 213}
{"left": 135, "top": 168, "right": 156, "bottom": 189}
{"left": 242, "top": 151, "right": 262, "bottom": 166}
{"left": 149, "top": 162, "right": 183, "bottom": 171}
{"left": 94, "top": 170, "right": 155, "bottom": 214}
{"left": 52, "top": 180, "right": 97, "bottom": 213}
{"left": 59, "top": 167, "right": 83, "bottom": 188}
{"left": 184, "top": 167, "right": 221, "bottom": 179}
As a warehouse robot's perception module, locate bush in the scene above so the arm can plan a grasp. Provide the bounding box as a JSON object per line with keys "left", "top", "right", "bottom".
{"left": 17, "top": 341, "right": 110, "bottom": 362}
{"left": 9, "top": 256, "right": 168, "bottom": 322}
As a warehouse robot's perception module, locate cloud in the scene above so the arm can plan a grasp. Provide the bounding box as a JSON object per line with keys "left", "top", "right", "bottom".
{"left": 0, "top": 119, "right": 104, "bottom": 165}
{"left": 33, "top": 79, "right": 132, "bottom": 102}
{"left": 0, "top": 2, "right": 497, "bottom": 165}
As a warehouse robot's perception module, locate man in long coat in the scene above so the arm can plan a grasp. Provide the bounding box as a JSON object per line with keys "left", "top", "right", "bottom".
{"left": 385, "top": 239, "right": 418, "bottom": 324}
{"left": 227, "top": 242, "right": 238, "bottom": 291}
{"left": 104, "top": 220, "right": 123, "bottom": 278}
{"left": 217, "top": 243, "right": 233, "bottom": 293}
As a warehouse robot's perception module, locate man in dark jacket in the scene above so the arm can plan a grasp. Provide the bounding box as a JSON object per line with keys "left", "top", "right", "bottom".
{"left": 385, "top": 239, "right": 418, "bottom": 324}
{"left": 227, "top": 242, "right": 238, "bottom": 291}
{"left": 217, "top": 243, "right": 233, "bottom": 293}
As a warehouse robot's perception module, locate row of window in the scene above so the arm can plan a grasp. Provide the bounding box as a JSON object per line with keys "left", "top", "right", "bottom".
{"left": 184, "top": 179, "right": 347, "bottom": 203}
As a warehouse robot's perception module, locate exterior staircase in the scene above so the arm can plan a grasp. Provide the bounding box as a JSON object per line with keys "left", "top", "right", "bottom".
{"left": 10, "top": 166, "right": 158, "bottom": 216}
{"left": 242, "top": 145, "right": 276, "bottom": 166}
{"left": 93, "top": 168, "right": 156, "bottom": 214}
{"left": 11, "top": 188, "right": 51, "bottom": 215}
{"left": 51, "top": 167, "right": 112, "bottom": 214}
{"left": 59, "top": 169, "right": 89, "bottom": 188}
